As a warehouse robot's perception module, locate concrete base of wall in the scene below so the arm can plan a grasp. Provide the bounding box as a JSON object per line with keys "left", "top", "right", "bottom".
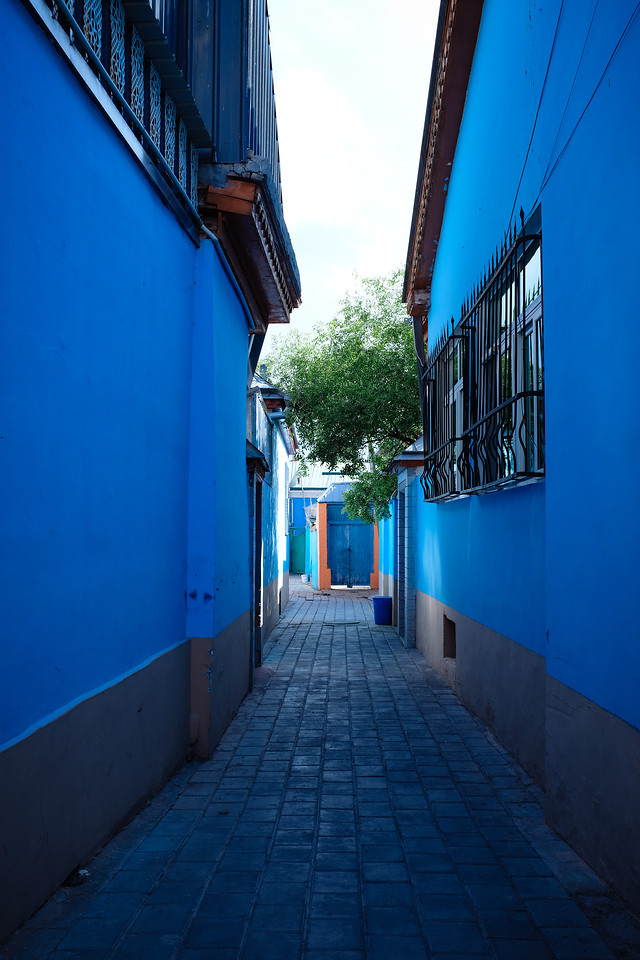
{"left": 414, "top": 591, "right": 640, "bottom": 912}
{"left": 190, "top": 609, "right": 251, "bottom": 759}
{"left": 416, "top": 590, "right": 545, "bottom": 785}
{"left": 0, "top": 642, "right": 190, "bottom": 942}
{"left": 262, "top": 576, "right": 280, "bottom": 646}
{"left": 546, "top": 675, "right": 640, "bottom": 909}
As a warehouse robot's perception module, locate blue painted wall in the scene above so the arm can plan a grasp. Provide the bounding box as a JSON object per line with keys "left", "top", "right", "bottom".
{"left": 304, "top": 528, "right": 311, "bottom": 577}
{"left": 0, "top": 0, "right": 196, "bottom": 747}
{"left": 378, "top": 501, "right": 396, "bottom": 581}
{"left": 541, "top": 5, "right": 640, "bottom": 729}
{"left": 415, "top": 483, "right": 546, "bottom": 656}
{"left": 430, "top": 0, "right": 639, "bottom": 339}
{"left": 0, "top": 0, "right": 258, "bottom": 748}
{"left": 421, "top": 0, "right": 640, "bottom": 728}
{"left": 310, "top": 529, "right": 319, "bottom": 590}
{"left": 186, "top": 243, "right": 252, "bottom": 640}
{"left": 211, "top": 256, "right": 252, "bottom": 635}
{"left": 283, "top": 460, "right": 290, "bottom": 576}
{"left": 429, "top": 0, "right": 556, "bottom": 340}
{"left": 291, "top": 497, "right": 310, "bottom": 529}
{"left": 261, "top": 427, "right": 286, "bottom": 591}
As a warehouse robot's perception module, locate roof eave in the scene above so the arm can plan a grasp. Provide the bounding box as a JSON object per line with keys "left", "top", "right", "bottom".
{"left": 199, "top": 162, "right": 302, "bottom": 331}
{"left": 403, "top": 0, "right": 484, "bottom": 325}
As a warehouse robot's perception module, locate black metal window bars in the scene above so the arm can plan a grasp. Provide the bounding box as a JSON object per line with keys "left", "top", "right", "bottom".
{"left": 421, "top": 210, "right": 544, "bottom": 501}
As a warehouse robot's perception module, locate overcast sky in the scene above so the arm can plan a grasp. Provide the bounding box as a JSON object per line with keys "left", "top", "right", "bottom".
{"left": 264, "top": 0, "right": 438, "bottom": 347}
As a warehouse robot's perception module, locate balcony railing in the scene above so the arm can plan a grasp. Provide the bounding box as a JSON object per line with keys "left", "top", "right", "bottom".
{"left": 213, "top": 0, "right": 283, "bottom": 209}
{"left": 26, "top": 0, "right": 296, "bottom": 326}
{"left": 27, "top": 0, "right": 205, "bottom": 237}
{"left": 247, "top": 0, "right": 282, "bottom": 206}
{"left": 28, "top": 0, "right": 286, "bottom": 231}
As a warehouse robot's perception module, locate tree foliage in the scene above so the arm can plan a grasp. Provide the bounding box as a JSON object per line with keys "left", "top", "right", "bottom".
{"left": 265, "top": 270, "right": 422, "bottom": 523}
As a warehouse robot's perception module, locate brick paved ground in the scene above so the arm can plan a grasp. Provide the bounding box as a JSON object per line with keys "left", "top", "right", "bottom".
{"left": 3, "top": 585, "right": 640, "bottom": 960}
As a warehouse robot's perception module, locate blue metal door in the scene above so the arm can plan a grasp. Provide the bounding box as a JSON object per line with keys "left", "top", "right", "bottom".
{"left": 326, "top": 504, "right": 373, "bottom": 587}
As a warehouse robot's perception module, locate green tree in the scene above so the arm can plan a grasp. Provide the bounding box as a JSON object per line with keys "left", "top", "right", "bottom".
{"left": 265, "top": 270, "right": 422, "bottom": 523}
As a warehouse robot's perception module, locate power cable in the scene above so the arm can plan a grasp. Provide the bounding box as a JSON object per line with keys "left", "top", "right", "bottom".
{"left": 540, "top": 0, "right": 601, "bottom": 189}
{"left": 539, "top": 0, "right": 640, "bottom": 194}
{"left": 507, "top": 0, "right": 566, "bottom": 230}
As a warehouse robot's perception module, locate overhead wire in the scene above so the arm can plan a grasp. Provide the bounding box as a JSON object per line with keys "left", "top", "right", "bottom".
{"left": 539, "top": 0, "right": 640, "bottom": 194}
{"left": 539, "top": 0, "right": 601, "bottom": 190}
{"left": 507, "top": 0, "right": 566, "bottom": 230}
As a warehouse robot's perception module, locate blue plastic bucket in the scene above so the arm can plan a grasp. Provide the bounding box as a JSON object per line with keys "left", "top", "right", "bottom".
{"left": 372, "top": 596, "right": 393, "bottom": 625}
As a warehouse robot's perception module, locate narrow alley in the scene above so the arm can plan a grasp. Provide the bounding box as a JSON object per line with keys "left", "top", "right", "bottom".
{"left": 3, "top": 587, "right": 639, "bottom": 960}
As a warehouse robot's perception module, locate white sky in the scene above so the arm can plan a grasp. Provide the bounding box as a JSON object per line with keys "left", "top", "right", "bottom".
{"left": 264, "top": 0, "right": 438, "bottom": 348}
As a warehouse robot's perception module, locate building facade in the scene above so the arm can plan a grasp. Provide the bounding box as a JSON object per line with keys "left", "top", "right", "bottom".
{"left": 247, "top": 374, "right": 297, "bottom": 664}
{"left": 403, "top": 0, "right": 640, "bottom": 910}
{"left": 0, "top": 0, "right": 299, "bottom": 938}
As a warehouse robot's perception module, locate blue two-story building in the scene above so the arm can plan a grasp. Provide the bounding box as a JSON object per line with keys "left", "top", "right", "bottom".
{"left": 0, "top": 0, "right": 299, "bottom": 937}
{"left": 403, "top": 0, "right": 640, "bottom": 910}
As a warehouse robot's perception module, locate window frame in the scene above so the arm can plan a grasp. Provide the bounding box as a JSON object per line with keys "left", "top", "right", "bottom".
{"left": 421, "top": 211, "right": 544, "bottom": 501}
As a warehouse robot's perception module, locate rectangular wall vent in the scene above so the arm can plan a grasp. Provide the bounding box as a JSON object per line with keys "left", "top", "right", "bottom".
{"left": 443, "top": 613, "right": 457, "bottom": 659}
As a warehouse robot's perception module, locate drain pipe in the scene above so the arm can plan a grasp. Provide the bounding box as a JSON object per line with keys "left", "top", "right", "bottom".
{"left": 198, "top": 223, "right": 256, "bottom": 331}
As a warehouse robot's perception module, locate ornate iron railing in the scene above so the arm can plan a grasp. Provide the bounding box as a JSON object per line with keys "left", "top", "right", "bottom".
{"left": 32, "top": 0, "right": 202, "bottom": 218}
{"left": 421, "top": 212, "right": 544, "bottom": 500}
{"left": 33, "top": 0, "right": 286, "bottom": 226}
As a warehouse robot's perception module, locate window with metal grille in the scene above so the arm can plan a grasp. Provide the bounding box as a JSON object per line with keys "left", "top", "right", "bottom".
{"left": 421, "top": 209, "right": 544, "bottom": 500}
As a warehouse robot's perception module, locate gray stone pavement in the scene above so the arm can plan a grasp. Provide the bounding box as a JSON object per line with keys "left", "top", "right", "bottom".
{"left": 3, "top": 584, "right": 640, "bottom": 960}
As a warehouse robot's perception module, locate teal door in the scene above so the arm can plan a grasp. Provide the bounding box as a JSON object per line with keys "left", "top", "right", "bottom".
{"left": 326, "top": 504, "right": 373, "bottom": 587}
{"left": 289, "top": 525, "right": 306, "bottom": 574}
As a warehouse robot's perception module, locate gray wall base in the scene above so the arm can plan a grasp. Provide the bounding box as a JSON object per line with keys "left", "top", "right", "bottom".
{"left": 546, "top": 675, "right": 640, "bottom": 909}
{"left": 416, "top": 589, "right": 546, "bottom": 785}
{"left": 190, "top": 609, "right": 251, "bottom": 759}
{"left": 262, "top": 575, "right": 281, "bottom": 644}
{"left": 414, "top": 590, "right": 640, "bottom": 913}
{"left": 0, "top": 642, "right": 190, "bottom": 942}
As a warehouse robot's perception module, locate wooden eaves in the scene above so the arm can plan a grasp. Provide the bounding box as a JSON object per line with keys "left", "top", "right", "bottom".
{"left": 404, "top": 0, "right": 484, "bottom": 336}
{"left": 199, "top": 160, "right": 302, "bottom": 335}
